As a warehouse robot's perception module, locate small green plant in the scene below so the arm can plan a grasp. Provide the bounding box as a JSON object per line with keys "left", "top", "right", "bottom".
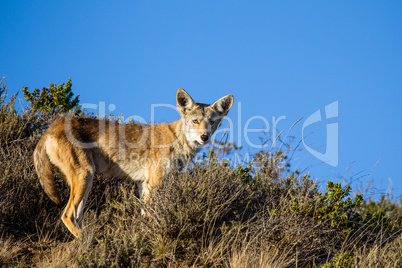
{"left": 23, "top": 78, "right": 80, "bottom": 114}
{"left": 361, "top": 195, "right": 402, "bottom": 231}
{"left": 322, "top": 252, "right": 354, "bottom": 268}
{"left": 235, "top": 162, "right": 253, "bottom": 184}
{"left": 318, "top": 181, "right": 364, "bottom": 230}
{"left": 291, "top": 181, "right": 364, "bottom": 231}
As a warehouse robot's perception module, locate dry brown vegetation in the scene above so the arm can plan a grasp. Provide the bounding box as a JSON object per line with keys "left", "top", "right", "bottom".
{"left": 1, "top": 79, "right": 401, "bottom": 267}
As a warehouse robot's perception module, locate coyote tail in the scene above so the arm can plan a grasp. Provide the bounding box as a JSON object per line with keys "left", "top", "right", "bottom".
{"left": 33, "top": 137, "right": 61, "bottom": 205}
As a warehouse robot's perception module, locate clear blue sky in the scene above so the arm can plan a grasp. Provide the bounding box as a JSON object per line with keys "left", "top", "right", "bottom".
{"left": 1, "top": 1, "right": 401, "bottom": 199}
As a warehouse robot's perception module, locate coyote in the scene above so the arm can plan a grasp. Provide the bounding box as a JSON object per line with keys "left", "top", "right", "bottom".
{"left": 34, "top": 88, "right": 234, "bottom": 237}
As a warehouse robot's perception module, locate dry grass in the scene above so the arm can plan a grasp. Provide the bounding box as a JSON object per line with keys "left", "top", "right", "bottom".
{"left": 1, "top": 79, "right": 401, "bottom": 267}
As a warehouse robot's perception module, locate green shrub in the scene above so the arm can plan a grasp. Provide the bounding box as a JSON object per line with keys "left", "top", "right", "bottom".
{"left": 290, "top": 181, "right": 364, "bottom": 231}
{"left": 22, "top": 78, "right": 80, "bottom": 114}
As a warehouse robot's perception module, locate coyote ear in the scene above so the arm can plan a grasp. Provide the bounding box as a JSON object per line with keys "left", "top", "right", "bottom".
{"left": 212, "top": 94, "right": 234, "bottom": 115}
{"left": 176, "top": 88, "right": 195, "bottom": 114}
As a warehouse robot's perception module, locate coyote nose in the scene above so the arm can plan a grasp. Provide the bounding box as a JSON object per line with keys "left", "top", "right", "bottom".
{"left": 200, "top": 135, "right": 209, "bottom": 142}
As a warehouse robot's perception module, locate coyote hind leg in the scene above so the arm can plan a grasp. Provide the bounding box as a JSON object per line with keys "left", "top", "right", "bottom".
{"left": 61, "top": 165, "right": 94, "bottom": 238}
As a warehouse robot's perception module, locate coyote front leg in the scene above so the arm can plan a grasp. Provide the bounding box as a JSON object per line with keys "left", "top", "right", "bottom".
{"left": 137, "top": 167, "right": 164, "bottom": 215}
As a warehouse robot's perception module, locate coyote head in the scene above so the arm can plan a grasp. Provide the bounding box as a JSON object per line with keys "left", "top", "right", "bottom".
{"left": 176, "top": 88, "right": 234, "bottom": 148}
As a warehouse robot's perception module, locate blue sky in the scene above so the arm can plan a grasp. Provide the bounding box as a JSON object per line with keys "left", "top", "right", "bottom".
{"left": 1, "top": 1, "right": 401, "bottom": 199}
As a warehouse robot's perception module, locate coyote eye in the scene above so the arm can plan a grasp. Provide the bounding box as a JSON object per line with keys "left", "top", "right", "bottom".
{"left": 192, "top": 119, "right": 199, "bottom": 124}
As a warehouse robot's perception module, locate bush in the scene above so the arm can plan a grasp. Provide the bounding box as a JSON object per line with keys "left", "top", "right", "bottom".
{"left": 22, "top": 78, "right": 80, "bottom": 114}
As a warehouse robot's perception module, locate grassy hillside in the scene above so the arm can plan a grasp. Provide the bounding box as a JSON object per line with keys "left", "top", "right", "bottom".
{"left": 1, "top": 80, "right": 401, "bottom": 267}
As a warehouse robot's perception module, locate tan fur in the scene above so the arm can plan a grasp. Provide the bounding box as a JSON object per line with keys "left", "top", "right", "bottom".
{"left": 34, "top": 88, "right": 234, "bottom": 237}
